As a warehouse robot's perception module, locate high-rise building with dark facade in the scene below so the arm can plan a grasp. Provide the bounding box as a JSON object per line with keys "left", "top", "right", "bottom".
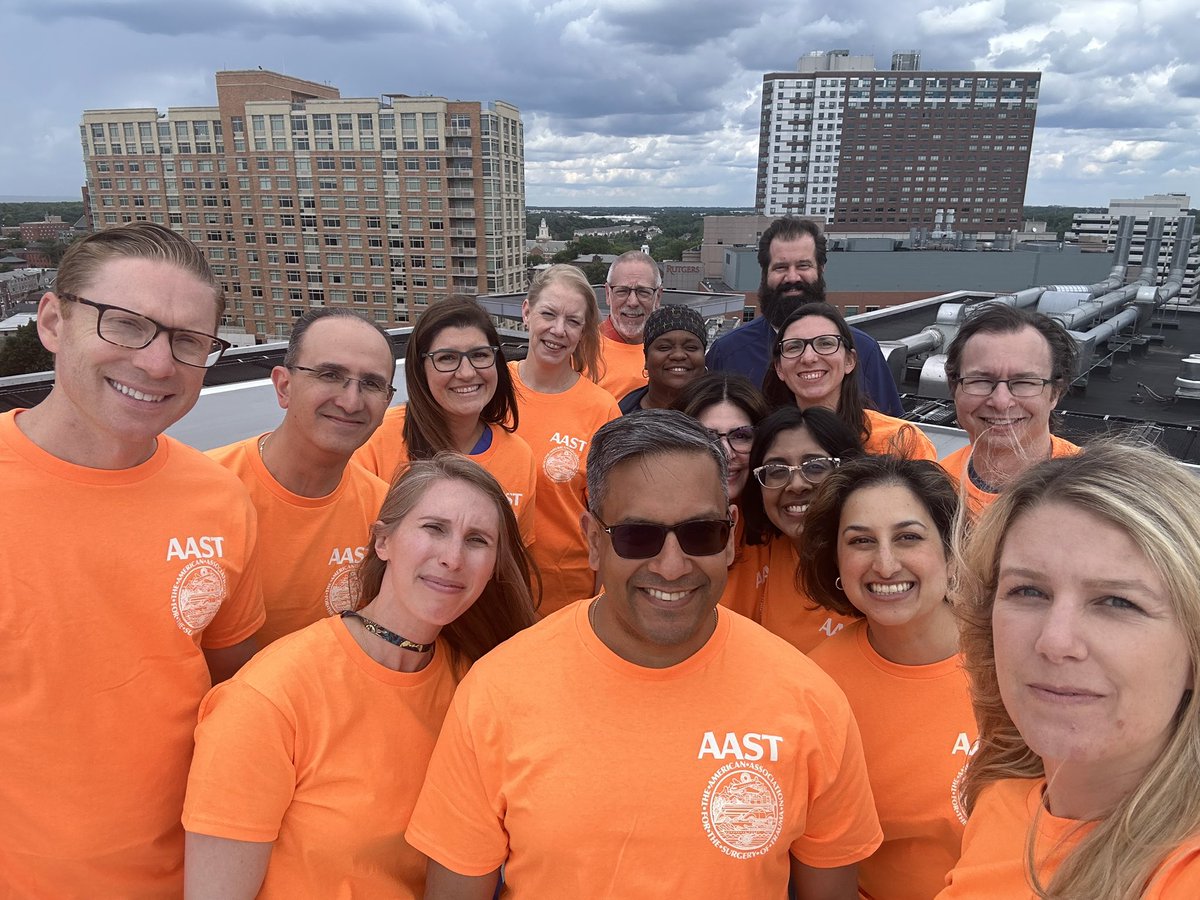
{"left": 80, "top": 70, "right": 526, "bottom": 342}
{"left": 756, "top": 50, "right": 1039, "bottom": 237}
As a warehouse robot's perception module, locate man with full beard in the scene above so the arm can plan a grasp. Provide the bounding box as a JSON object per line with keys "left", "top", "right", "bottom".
{"left": 706, "top": 217, "right": 903, "bottom": 415}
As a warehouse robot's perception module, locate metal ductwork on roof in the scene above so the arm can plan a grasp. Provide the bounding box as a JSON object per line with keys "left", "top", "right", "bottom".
{"left": 907, "top": 214, "right": 1195, "bottom": 399}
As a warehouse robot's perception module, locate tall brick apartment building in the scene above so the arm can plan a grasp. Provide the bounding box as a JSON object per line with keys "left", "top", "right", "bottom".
{"left": 756, "top": 50, "right": 1039, "bottom": 238}
{"left": 80, "top": 70, "right": 526, "bottom": 341}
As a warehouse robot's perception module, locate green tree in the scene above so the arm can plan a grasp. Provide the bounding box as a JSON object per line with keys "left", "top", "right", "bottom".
{"left": 582, "top": 259, "right": 609, "bottom": 284}
{"left": 0, "top": 321, "right": 54, "bottom": 376}
{"left": 0, "top": 201, "right": 84, "bottom": 228}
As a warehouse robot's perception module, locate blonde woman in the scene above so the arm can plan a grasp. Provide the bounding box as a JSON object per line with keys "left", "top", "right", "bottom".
{"left": 511, "top": 265, "right": 619, "bottom": 614}
{"left": 941, "top": 441, "right": 1200, "bottom": 899}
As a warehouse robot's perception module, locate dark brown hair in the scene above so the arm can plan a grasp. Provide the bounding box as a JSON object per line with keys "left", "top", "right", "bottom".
{"left": 762, "top": 303, "right": 871, "bottom": 443}
{"left": 404, "top": 295, "right": 518, "bottom": 460}
{"left": 741, "top": 406, "right": 864, "bottom": 546}
{"left": 799, "top": 456, "right": 958, "bottom": 617}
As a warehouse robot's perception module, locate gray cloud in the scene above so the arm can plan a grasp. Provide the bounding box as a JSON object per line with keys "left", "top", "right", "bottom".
{"left": 3, "top": 0, "right": 1198, "bottom": 208}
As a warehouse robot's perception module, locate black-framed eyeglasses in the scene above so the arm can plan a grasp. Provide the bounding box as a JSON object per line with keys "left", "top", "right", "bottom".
{"left": 607, "top": 284, "right": 658, "bottom": 302}
{"left": 56, "top": 291, "right": 230, "bottom": 368}
{"left": 706, "top": 426, "right": 755, "bottom": 452}
{"left": 288, "top": 365, "right": 395, "bottom": 398}
{"left": 422, "top": 346, "right": 499, "bottom": 373}
{"left": 592, "top": 514, "right": 732, "bottom": 560}
{"left": 956, "top": 376, "right": 1054, "bottom": 398}
{"left": 753, "top": 458, "right": 840, "bottom": 489}
{"left": 777, "top": 335, "right": 845, "bottom": 359}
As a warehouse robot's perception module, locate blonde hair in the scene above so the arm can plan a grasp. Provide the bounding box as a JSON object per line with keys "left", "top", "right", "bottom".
{"left": 525, "top": 264, "right": 603, "bottom": 382}
{"left": 57, "top": 222, "right": 223, "bottom": 317}
{"left": 357, "top": 454, "right": 539, "bottom": 668}
{"left": 955, "top": 439, "right": 1200, "bottom": 899}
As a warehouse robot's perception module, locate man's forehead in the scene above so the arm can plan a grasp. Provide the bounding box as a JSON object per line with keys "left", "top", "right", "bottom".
{"left": 82, "top": 257, "right": 221, "bottom": 326}
{"left": 770, "top": 235, "right": 817, "bottom": 263}
{"left": 300, "top": 317, "right": 392, "bottom": 369}
{"left": 602, "top": 451, "right": 725, "bottom": 521}
{"left": 611, "top": 261, "right": 657, "bottom": 284}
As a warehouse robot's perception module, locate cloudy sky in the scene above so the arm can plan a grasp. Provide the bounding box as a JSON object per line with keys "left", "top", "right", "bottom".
{"left": 4, "top": 0, "right": 1198, "bottom": 209}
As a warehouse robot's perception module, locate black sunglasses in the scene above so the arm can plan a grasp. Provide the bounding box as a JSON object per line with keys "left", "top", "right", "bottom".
{"left": 593, "top": 514, "right": 732, "bottom": 560}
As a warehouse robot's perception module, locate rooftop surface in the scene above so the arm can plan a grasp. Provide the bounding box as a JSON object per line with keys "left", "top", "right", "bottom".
{"left": 3, "top": 290, "right": 1198, "bottom": 464}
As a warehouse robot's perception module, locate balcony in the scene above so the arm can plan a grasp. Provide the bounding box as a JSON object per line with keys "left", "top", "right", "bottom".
{"left": 451, "top": 226, "right": 476, "bottom": 237}
{"left": 447, "top": 147, "right": 473, "bottom": 158}
{"left": 452, "top": 266, "right": 478, "bottom": 276}
{"left": 452, "top": 246, "right": 478, "bottom": 257}
{"left": 446, "top": 126, "right": 472, "bottom": 137}
{"left": 449, "top": 188, "right": 475, "bottom": 198}
{"left": 447, "top": 167, "right": 474, "bottom": 178}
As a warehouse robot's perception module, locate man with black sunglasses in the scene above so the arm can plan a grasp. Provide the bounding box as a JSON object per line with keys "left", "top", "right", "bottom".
{"left": 409, "top": 409, "right": 881, "bottom": 899}
{"left": 208, "top": 308, "right": 395, "bottom": 645}
{"left": 0, "top": 223, "right": 265, "bottom": 897}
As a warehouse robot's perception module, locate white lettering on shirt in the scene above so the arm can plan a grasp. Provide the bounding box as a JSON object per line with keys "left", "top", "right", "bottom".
{"left": 952, "top": 732, "right": 979, "bottom": 756}
{"left": 818, "top": 617, "right": 844, "bottom": 638}
{"left": 505, "top": 492, "right": 523, "bottom": 508}
{"left": 328, "top": 545, "right": 367, "bottom": 566}
{"left": 166, "top": 536, "right": 226, "bottom": 561}
{"left": 549, "top": 432, "right": 587, "bottom": 452}
{"left": 697, "top": 731, "right": 784, "bottom": 763}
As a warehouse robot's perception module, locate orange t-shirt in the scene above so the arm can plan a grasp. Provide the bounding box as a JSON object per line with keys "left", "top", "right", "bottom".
{"left": 863, "top": 409, "right": 938, "bottom": 460}
{"left": 728, "top": 534, "right": 856, "bottom": 654}
{"left": 509, "top": 362, "right": 620, "bottom": 613}
{"left": 938, "top": 778, "right": 1200, "bottom": 898}
{"left": 0, "top": 409, "right": 265, "bottom": 900}
{"left": 720, "top": 516, "right": 769, "bottom": 620}
{"left": 208, "top": 435, "right": 387, "bottom": 645}
{"left": 597, "top": 330, "right": 649, "bottom": 399}
{"left": 808, "top": 621, "right": 976, "bottom": 900}
{"left": 183, "top": 615, "right": 459, "bottom": 899}
{"left": 939, "top": 435, "right": 1081, "bottom": 518}
{"left": 407, "top": 601, "right": 882, "bottom": 897}
{"left": 352, "top": 404, "right": 538, "bottom": 544}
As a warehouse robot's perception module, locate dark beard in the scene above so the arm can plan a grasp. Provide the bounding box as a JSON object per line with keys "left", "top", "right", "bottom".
{"left": 758, "top": 273, "right": 827, "bottom": 328}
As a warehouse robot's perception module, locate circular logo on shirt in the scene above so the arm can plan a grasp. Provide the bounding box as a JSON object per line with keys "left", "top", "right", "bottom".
{"left": 170, "top": 560, "right": 228, "bottom": 635}
{"left": 701, "top": 762, "right": 784, "bottom": 859}
{"left": 543, "top": 446, "right": 580, "bottom": 483}
{"left": 324, "top": 564, "right": 361, "bottom": 615}
{"left": 951, "top": 760, "right": 971, "bottom": 826}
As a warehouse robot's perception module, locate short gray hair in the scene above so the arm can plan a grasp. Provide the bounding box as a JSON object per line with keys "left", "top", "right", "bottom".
{"left": 586, "top": 409, "right": 727, "bottom": 514}
{"left": 607, "top": 251, "right": 662, "bottom": 288}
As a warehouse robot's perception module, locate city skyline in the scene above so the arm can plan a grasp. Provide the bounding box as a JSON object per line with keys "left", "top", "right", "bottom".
{"left": 4, "top": 0, "right": 1198, "bottom": 209}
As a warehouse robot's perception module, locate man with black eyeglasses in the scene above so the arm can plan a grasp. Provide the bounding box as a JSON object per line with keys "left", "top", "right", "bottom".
{"left": 0, "top": 223, "right": 265, "bottom": 897}
{"left": 408, "top": 409, "right": 880, "bottom": 900}
{"left": 207, "top": 308, "right": 394, "bottom": 645}
{"left": 597, "top": 250, "right": 663, "bottom": 398}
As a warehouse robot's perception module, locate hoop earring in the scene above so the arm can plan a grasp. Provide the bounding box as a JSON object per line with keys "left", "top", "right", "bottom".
{"left": 642, "top": 368, "right": 649, "bottom": 378}
{"left": 835, "top": 576, "right": 843, "bottom": 591}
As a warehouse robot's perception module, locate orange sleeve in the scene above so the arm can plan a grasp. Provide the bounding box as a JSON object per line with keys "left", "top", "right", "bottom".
{"left": 353, "top": 405, "right": 409, "bottom": 481}
{"left": 183, "top": 680, "right": 298, "bottom": 842}
{"left": 406, "top": 678, "right": 510, "bottom": 876}
{"left": 788, "top": 692, "right": 883, "bottom": 867}
{"left": 198, "top": 476, "right": 266, "bottom": 650}
{"left": 863, "top": 411, "right": 937, "bottom": 461}
{"left": 1146, "top": 845, "right": 1200, "bottom": 898}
